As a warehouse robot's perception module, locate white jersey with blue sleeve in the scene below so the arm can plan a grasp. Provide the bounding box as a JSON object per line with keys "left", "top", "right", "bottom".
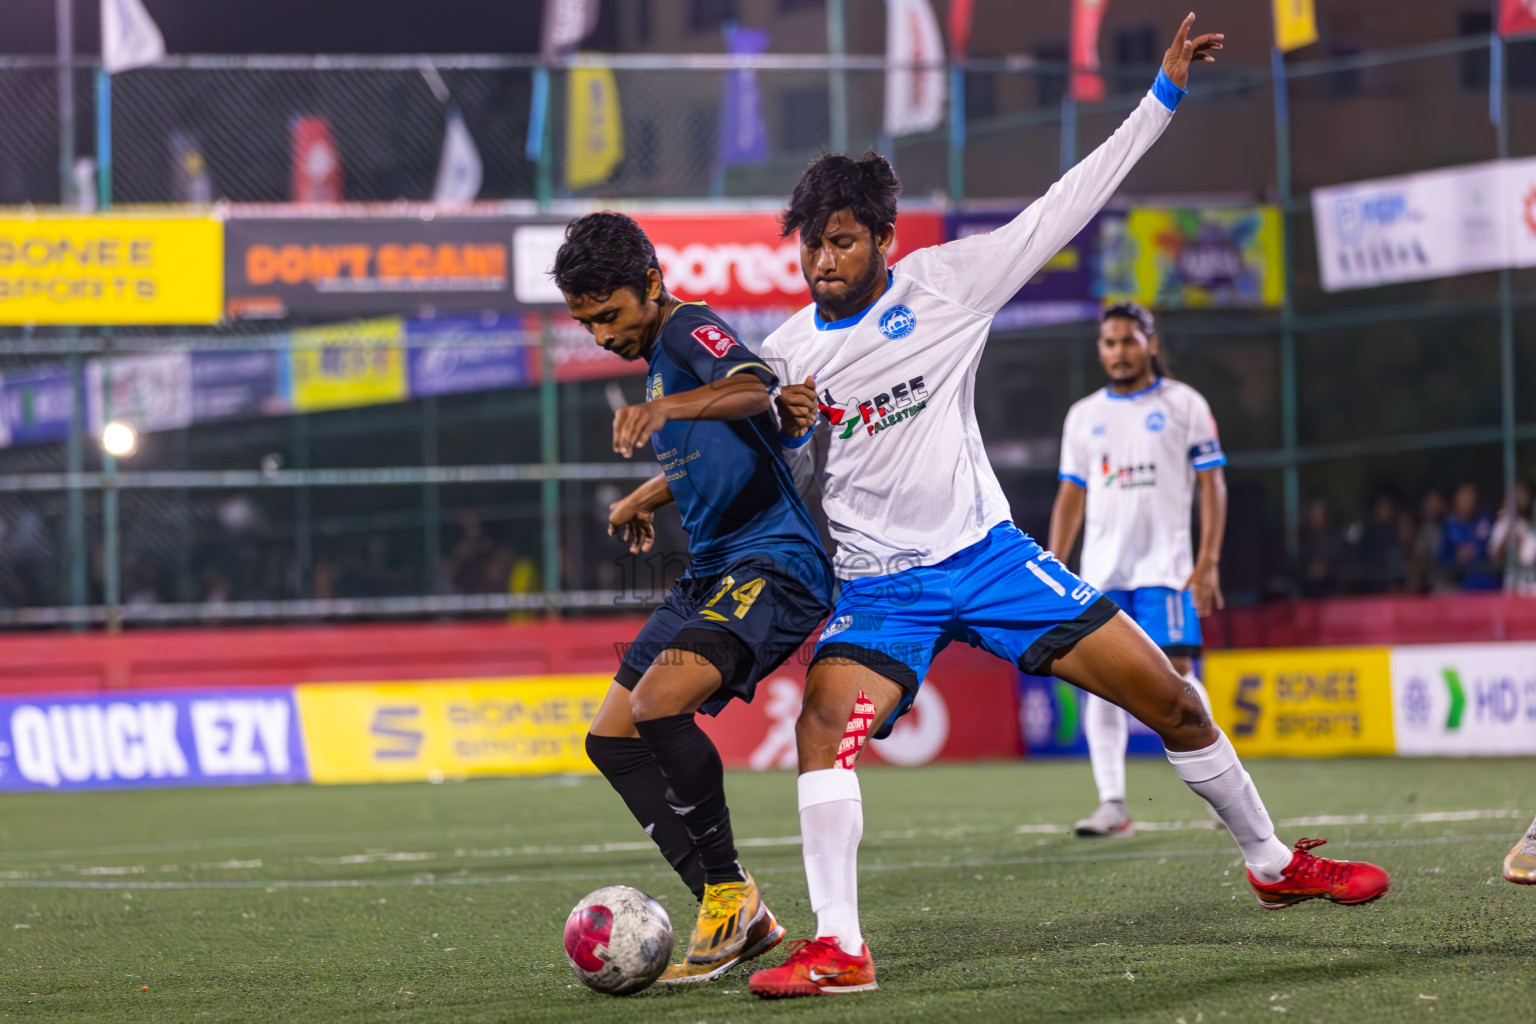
{"left": 1058, "top": 377, "right": 1225, "bottom": 592}
{"left": 765, "top": 73, "right": 1186, "bottom": 579}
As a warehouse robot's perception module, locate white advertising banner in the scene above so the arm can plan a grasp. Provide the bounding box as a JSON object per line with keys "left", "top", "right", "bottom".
{"left": 1390, "top": 643, "right": 1536, "bottom": 757}
{"left": 1509, "top": 157, "right": 1536, "bottom": 269}
{"left": 86, "top": 352, "right": 193, "bottom": 437}
{"left": 1312, "top": 157, "right": 1536, "bottom": 291}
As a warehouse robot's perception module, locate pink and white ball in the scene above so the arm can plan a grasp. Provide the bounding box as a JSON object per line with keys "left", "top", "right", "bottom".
{"left": 563, "top": 885, "right": 674, "bottom": 995}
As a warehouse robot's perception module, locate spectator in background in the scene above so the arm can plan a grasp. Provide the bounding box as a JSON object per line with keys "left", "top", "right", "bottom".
{"left": 1345, "top": 491, "right": 1406, "bottom": 592}
{"left": 443, "top": 509, "right": 509, "bottom": 595}
{"left": 1411, "top": 489, "right": 1450, "bottom": 592}
{"left": 1299, "top": 498, "right": 1342, "bottom": 597}
{"left": 1439, "top": 482, "right": 1499, "bottom": 590}
{"left": 1490, "top": 480, "right": 1536, "bottom": 595}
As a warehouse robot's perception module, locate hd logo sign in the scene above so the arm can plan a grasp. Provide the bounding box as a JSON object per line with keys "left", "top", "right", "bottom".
{"left": 1204, "top": 647, "right": 1396, "bottom": 757}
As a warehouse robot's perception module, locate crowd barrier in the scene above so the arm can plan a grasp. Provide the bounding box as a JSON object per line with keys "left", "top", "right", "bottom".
{"left": 0, "top": 622, "right": 1020, "bottom": 791}
{"left": 1025, "top": 640, "right": 1536, "bottom": 759}
{"left": 0, "top": 614, "right": 1530, "bottom": 791}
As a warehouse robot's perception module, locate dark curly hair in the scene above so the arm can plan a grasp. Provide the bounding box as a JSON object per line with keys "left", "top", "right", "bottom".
{"left": 1101, "top": 301, "right": 1167, "bottom": 378}
{"left": 550, "top": 212, "right": 663, "bottom": 299}
{"left": 780, "top": 152, "right": 902, "bottom": 244}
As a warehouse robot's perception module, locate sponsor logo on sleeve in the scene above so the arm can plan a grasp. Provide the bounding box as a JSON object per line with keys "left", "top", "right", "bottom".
{"left": 691, "top": 324, "right": 739, "bottom": 358}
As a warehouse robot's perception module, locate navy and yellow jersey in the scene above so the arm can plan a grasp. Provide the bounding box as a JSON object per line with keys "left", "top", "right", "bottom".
{"left": 645, "top": 302, "right": 828, "bottom": 582}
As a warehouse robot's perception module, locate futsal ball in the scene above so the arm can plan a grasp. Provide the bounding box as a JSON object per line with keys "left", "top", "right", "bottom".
{"left": 563, "top": 885, "right": 674, "bottom": 995}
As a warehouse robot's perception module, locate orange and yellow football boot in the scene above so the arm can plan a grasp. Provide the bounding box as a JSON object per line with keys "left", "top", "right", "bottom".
{"left": 1247, "top": 838, "right": 1390, "bottom": 909}
{"left": 748, "top": 937, "right": 877, "bottom": 998}
{"left": 656, "top": 898, "right": 784, "bottom": 984}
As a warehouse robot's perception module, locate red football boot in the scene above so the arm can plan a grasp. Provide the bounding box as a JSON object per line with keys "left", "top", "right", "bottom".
{"left": 1247, "top": 838, "right": 1390, "bottom": 909}
{"left": 748, "top": 937, "right": 877, "bottom": 998}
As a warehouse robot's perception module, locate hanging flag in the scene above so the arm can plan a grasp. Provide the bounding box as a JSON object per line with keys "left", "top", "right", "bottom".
{"left": 884, "top": 0, "right": 946, "bottom": 137}
{"left": 542, "top": 0, "right": 600, "bottom": 62}
{"left": 719, "top": 25, "right": 770, "bottom": 168}
{"left": 1501, "top": 0, "right": 1536, "bottom": 37}
{"left": 102, "top": 0, "right": 166, "bottom": 74}
{"left": 566, "top": 65, "right": 623, "bottom": 190}
{"left": 291, "top": 116, "right": 343, "bottom": 203}
{"left": 947, "top": 0, "right": 973, "bottom": 62}
{"left": 1069, "top": 0, "right": 1108, "bottom": 103}
{"left": 434, "top": 107, "right": 484, "bottom": 203}
{"left": 1272, "top": 0, "right": 1319, "bottom": 53}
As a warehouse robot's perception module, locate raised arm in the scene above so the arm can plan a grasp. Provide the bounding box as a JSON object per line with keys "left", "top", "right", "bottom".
{"left": 912, "top": 14, "right": 1223, "bottom": 316}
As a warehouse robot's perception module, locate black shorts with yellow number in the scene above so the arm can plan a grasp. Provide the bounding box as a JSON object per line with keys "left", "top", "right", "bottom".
{"left": 615, "top": 551, "right": 832, "bottom": 716}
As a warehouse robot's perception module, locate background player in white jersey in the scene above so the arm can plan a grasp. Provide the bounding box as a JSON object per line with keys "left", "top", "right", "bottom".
{"left": 1050, "top": 302, "right": 1224, "bottom": 838}
{"left": 747, "top": 15, "right": 1390, "bottom": 1001}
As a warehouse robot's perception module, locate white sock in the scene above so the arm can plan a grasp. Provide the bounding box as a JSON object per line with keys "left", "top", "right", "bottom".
{"left": 1083, "top": 693, "right": 1128, "bottom": 805}
{"left": 798, "top": 768, "right": 864, "bottom": 955}
{"left": 1164, "top": 731, "right": 1292, "bottom": 882}
{"left": 1182, "top": 671, "right": 1215, "bottom": 722}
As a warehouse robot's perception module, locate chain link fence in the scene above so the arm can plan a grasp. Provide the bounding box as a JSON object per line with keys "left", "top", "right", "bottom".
{"left": 0, "top": 38, "right": 1532, "bottom": 627}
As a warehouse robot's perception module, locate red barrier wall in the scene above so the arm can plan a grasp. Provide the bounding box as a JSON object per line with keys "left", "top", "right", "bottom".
{"left": 1206, "top": 593, "right": 1536, "bottom": 649}
{"left": 0, "top": 619, "right": 1024, "bottom": 766}
{"left": 0, "top": 619, "right": 650, "bottom": 696}
{"left": 4, "top": 594, "right": 1533, "bottom": 699}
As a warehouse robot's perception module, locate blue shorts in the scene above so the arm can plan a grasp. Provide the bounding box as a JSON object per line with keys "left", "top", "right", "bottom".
{"left": 1103, "top": 587, "right": 1202, "bottom": 655}
{"left": 812, "top": 521, "right": 1119, "bottom": 737}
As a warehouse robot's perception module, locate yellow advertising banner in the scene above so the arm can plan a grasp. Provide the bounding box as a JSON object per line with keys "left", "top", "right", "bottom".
{"left": 0, "top": 214, "right": 222, "bottom": 325}
{"left": 1273, "top": 0, "right": 1319, "bottom": 54}
{"left": 566, "top": 64, "right": 624, "bottom": 190}
{"left": 1205, "top": 647, "right": 1396, "bottom": 757}
{"left": 295, "top": 676, "right": 611, "bottom": 784}
{"left": 289, "top": 317, "right": 407, "bottom": 412}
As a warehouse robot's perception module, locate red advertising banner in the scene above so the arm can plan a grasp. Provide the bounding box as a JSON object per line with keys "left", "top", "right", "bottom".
{"left": 1070, "top": 0, "right": 1108, "bottom": 103}
{"left": 697, "top": 642, "right": 1023, "bottom": 769}
{"left": 634, "top": 210, "right": 944, "bottom": 310}
{"left": 291, "top": 117, "right": 343, "bottom": 203}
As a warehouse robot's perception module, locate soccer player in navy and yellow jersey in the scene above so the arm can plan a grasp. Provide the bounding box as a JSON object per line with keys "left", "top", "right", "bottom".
{"left": 553, "top": 212, "right": 834, "bottom": 984}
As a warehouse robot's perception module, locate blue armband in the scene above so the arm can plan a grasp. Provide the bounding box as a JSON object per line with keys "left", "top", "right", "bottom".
{"left": 1152, "top": 69, "right": 1186, "bottom": 112}
{"left": 779, "top": 430, "right": 814, "bottom": 450}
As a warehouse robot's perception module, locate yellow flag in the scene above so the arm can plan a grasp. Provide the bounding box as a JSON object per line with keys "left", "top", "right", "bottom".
{"left": 566, "top": 64, "right": 623, "bottom": 190}
{"left": 1273, "top": 0, "right": 1318, "bottom": 53}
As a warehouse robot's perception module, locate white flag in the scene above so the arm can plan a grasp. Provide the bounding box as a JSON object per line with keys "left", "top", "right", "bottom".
{"left": 883, "top": 0, "right": 946, "bottom": 138}
{"left": 102, "top": 0, "right": 166, "bottom": 74}
{"left": 542, "top": 0, "right": 600, "bottom": 62}
{"left": 434, "top": 107, "right": 483, "bottom": 204}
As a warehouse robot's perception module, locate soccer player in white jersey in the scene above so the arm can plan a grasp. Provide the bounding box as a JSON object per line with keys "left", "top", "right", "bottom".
{"left": 746, "top": 16, "right": 1389, "bottom": 1000}
{"left": 1050, "top": 302, "right": 1223, "bottom": 839}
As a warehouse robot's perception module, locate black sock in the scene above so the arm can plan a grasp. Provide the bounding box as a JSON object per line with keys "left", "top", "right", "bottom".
{"left": 585, "top": 733, "right": 705, "bottom": 900}
{"left": 632, "top": 713, "right": 745, "bottom": 886}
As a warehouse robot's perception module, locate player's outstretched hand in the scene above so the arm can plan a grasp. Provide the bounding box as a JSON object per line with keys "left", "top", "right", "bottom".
{"left": 1162, "top": 12, "right": 1223, "bottom": 89}
{"left": 776, "top": 376, "right": 818, "bottom": 439}
{"left": 1184, "top": 560, "right": 1225, "bottom": 618}
{"left": 608, "top": 499, "right": 656, "bottom": 554}
{"left": 612, "top": 402, "right": 667, "bottom": 458}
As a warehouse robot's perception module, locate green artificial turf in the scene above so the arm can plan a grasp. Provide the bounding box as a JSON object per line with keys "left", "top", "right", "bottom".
{"left": 0, "top": 758, "right": 1531, "bottom": 1022}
